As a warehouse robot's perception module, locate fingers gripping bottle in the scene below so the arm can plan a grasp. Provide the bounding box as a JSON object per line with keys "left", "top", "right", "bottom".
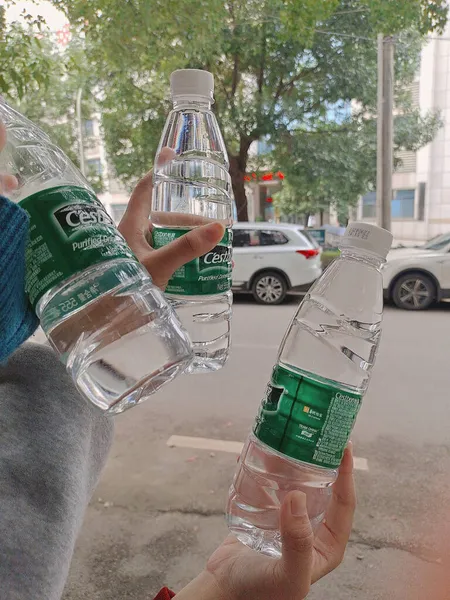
{"left": 226, "top": 223, "right": 393, "bottom": 557}
{"left": 152, "top": 69, "right": 234, "bottom": 374}
{"left": 0, "top": 100, "right": 193, "bottom": 414}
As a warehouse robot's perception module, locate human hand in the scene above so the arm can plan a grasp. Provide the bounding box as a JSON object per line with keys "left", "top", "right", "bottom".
{"left": 0, "top": 121, "right": 18, "bottom": 193}
{"left": 176, "top": 444, "right": 355, "bottom": 600}
{"left": 118, "top": 148, "right": 225, "bottom": 290}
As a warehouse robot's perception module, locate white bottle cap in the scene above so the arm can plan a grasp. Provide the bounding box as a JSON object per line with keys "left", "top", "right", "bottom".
{"left": 170, "top": 69, "right": 214, "bottom": 102}
{"left": 339, "top": 222, "right": 393, "bottom": 259}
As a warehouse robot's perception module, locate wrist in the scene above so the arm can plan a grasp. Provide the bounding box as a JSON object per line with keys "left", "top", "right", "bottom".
{"left": 175, "top": 570, "right": 224, "bottom": 600}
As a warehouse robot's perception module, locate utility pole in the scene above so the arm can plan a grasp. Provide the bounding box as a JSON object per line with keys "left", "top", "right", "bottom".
{"left": 376, "top": 34, "right": 394, "bottom": 232}
{"left": 76, "top": 86, "right": 86, "bottom": 176}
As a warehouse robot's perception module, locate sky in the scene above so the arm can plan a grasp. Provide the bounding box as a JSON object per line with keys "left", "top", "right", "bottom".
{"left": 6, "top": 0, "right": 67, "bottom": 30}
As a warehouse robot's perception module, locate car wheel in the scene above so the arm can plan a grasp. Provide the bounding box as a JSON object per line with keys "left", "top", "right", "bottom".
{"left": 251, "top": 271, "right": 287, "bottom": 305}
{"left": 392, "top": 272, "right": 436, "bottom": 311}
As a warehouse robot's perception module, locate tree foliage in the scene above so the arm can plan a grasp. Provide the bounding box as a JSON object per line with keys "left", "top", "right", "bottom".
{"left": 1, "top": 7, "right": 101, "bottom": 190}
{"left": 361, "top": 0, "right": 448, "bottom": 35}
{"left": 11, "top": 0, "right": 448, "bottom": 220}
{"left": 5, "top": 39, "right": 88, "bottom": 164}
{"left": 274, "top": 109, "right": 442, "bottom": 224}
{"left": 0, "top": 6, "right": 51, "bottom": 99}
{"left": 271, "top": 23, "right": 444, "bottom": 223}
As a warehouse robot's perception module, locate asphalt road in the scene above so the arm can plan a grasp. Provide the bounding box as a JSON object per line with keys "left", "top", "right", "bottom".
{"left": 57, "top": 298, "right": 450, "bottom": 600}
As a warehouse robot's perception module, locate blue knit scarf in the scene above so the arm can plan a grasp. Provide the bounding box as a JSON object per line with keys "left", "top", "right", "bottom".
{"left": 0, "top": 195, "right": 39, "bottom": 362}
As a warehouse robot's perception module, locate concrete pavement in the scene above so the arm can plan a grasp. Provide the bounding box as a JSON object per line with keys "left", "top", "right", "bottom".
{"left": 60, "top": 298, "right": 450, "bottom": 599}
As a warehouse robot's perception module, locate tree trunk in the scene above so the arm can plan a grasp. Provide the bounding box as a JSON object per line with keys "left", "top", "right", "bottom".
{"left": 229, "top": 137, "right": 252, "bottom": 222}
{"left": 229, "top": 156, "right": 248, "bottom": 221}
{"left": 304, "top": 213, "right": 310, "bottom": 227}
{"left": 320, "top": 209, "right": 324, "bottom": 226}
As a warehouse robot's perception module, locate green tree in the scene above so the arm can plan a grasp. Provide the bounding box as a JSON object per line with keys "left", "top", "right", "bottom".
{"left": 273, "top": 107, "right": 442, "bottom": 224}
{"left": 273, "top": 180, "right": 330, "bottom": 226}
{"left": 1, "top": 8, "right": 102, "bottom": 191}
{"left": 6, "top": 39, "right": 86, "bottom": 163}
{"left": 48, "top": 0, "right": 447, "bottom": 219}
{"left": 0, "top": 6, "right": 51, "bottom": 99}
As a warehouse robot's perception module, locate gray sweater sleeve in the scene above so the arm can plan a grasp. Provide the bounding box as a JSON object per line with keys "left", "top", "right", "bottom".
{"left": 0, "top": 343, "right": 114, "bottom": 600}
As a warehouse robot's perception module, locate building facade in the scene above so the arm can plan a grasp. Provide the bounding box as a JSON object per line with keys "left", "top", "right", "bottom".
{"left": 83, "top": 115, "right": 130, "bottom": 224}
{"left": 359, "top": 22, "right": 450, "bottom": 244}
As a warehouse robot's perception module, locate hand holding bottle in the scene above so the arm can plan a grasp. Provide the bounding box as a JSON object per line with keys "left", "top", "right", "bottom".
{"left": 176, "top": 445, "right": 355, "bottom": 600}
{"left": 118, "top": 147, "right": 225, "bottom": 291}
{"left": 0, "top": 101, "right": 201, "bottom": 413}
{"left": 227, "top": 223, "right": 392, "bottom": 555}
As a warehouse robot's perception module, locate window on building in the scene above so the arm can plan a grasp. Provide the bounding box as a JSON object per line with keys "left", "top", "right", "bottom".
{"left": 417, "top": 183, "right": 426, "bottom": 221}
{"left": 84, "top": 119, "right": 95, "bottom": 137}
{"left": 86, "top": 158, "right": 102, "bottom": 176}
{"left": 392, "top": 189, "right": 415, "bottom": 219}
{"left": 110, "top": 204, "right": 127, "bottom": 224}
{"left": 395, "top": 150, "right": 417, "bottom": 173}
{"left": 362, "top": 192, "right": 376, "bottom": 219}
{"left": 362, "top": 189, "right": 417, "bottom": 220}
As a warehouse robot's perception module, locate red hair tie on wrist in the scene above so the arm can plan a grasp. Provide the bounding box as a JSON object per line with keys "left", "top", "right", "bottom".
{"left": 153, "top": 587, "right": 175, "bottom": 599}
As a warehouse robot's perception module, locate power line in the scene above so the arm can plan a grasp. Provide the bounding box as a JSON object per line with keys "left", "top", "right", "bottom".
{"left": 314, "top": 30, "right": 373, "bottom": 41}
{"left": 4, "top": 23, "right": 450, "bottom": 45}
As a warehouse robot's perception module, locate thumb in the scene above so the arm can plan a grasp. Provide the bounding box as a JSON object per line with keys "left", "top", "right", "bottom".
{"left": 119, "top": 147, "right": 175, "bottom": 239}
{"left": 145, "top": 222, "right": 225, "bottom": 284}
{"left": 277, "top": 492, "right": 313, "bottom": 597}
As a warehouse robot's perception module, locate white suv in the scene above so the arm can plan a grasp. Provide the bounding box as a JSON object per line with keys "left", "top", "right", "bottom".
{"left": 232, "top": 222, "right": 322, "bottom": 305}
{"left": 383, "top": 232, "right": 450, "bottom": 310}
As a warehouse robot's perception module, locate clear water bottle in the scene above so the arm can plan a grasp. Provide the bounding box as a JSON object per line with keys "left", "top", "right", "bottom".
{"left": 0, "top": 100, "right": 193, "bottom": 414}
{"left": 226, "top": 223, "right": 393, "bottom": 557}
{"left": 152, "top": 69, "right": 233, "bottom": 374}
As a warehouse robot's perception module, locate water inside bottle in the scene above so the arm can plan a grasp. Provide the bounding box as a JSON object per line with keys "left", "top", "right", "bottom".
{"left": 152, "top": 155, "right": 233, "bottom": 373}
{"left": 39, "top": 260, "right": 193, "bottom": 413}
{"left": 280, "top": 292, "right": 382, "bottom": 391}
{"left": 226, "top": 432, "right": 336, "bottom": 558}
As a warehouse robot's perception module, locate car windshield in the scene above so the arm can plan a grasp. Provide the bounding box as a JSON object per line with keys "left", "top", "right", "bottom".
{"left": 422, "top": 233, "right": 450, "bottom": 251}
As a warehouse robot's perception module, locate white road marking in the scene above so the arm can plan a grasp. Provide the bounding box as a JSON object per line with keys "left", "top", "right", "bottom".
{"left": 353, "top": 457, "right": 369, "bottom": 471}
{"left": 167, "top": 435, "right": 369, "bottom": 471}
{"left": 167, "top": 435, "right": 244, "bottom": 454}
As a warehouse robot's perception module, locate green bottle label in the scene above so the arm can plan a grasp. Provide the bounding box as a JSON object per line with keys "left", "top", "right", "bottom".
{"left": 253, "top": 364, "right": 362, "bottom": 469}
{"left": 152, "top": 226, "right": 232, "bottom": 295}
{"left": 19, "top": 185, "right": 137, "bottom": 308}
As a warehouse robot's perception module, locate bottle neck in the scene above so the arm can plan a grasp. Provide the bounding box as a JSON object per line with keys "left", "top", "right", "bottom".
{"left": 339, "top": 248, "right": 384, "bottom": 268}
{"left": 172, "top": 96, "right": 212, "bottom": 110}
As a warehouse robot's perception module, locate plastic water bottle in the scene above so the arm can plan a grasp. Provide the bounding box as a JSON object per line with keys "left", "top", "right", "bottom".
{"left": 0, "top": 100, "right": 193, "bottom": 414}
{"left": 226, "top": 223, "right": 393, "bottom": 557}
{"left": 152, "top": 69, "right": 233, "bottom": 374}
